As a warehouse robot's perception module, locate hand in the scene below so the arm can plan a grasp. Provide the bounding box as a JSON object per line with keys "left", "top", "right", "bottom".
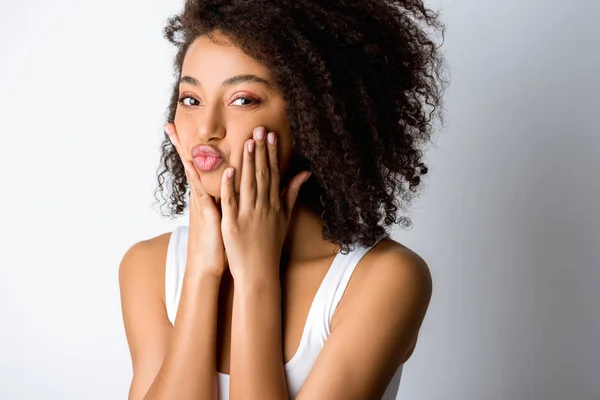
{"left": 164, "top": 123, "right": 228, "bottom": 279}
{"left": 219, "top": 126, "right": 311, "bottom": 282}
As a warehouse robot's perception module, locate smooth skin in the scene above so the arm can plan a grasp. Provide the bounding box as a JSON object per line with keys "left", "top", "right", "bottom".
{"left": 119, "top": 30, "right": 432, "bottom": 400}
{"left": 217, "top": 125, "right": 310, "bottom": 399}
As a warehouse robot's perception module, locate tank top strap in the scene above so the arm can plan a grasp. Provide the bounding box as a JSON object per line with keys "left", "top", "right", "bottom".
{"left": 165, "top": 225, "right": 189, "bottom": 324}
{"left": 316, "top": 232, "right": 389, "bottom": 337}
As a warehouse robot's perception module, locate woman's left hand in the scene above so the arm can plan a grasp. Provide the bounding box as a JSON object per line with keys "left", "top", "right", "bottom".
{"left": 220, "top": 126, "right": 311, "bottom": 282}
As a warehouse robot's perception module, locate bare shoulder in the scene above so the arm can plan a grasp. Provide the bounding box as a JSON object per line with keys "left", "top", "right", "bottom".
{"left": 118, "top": 231, "right": 175, "bottom": 399}
{"left": 337, "top": 236, "right": 432, "bottom": 307}
{"left": 118, "top": 231, "right": 173, "bottom": 314}
{"left": 332, "top": 237, "right": 432, "bottom": 362}
{"left": 366, "top": 238, "right": 433, "bottom": 329}
{"left": 367, "top": 237, "right": 432, "bottom": 292}
{"left": 119, "top": 231, "right": 172, "bottom": 267}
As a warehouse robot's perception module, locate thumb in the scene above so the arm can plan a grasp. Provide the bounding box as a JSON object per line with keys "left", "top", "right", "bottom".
{"left": 285, "top": 171, "right": 311, "bottom": 219}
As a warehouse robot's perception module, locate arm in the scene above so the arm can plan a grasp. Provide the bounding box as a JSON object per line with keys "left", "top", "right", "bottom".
{"left": 119, "top": 237, "right": 222, "bottom": 400}
{"left": 294, "top": 248, "right": 433, "bottom": 400}
{"left": 229, "top": 271, "right": 288, "bottom": 400}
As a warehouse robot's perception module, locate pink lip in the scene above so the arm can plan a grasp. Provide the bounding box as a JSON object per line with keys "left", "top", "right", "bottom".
{"left": 193, "top": 155, "right": 223, "bottom": 171}
{"left": 191, "top": 144, "right": 225, "bottom": 172}
{"left": 191, "top": 144, "right": 225, "bottom": 158}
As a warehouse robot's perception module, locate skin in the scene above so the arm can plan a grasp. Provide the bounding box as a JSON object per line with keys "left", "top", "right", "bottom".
{"left": 174, "top": 34, "right": 295, "bottom": 205}
{"left": 119, "top": 30, "right": 432, "bottom": 400}
{"left": 173, "top": 32, "right": 315, "bottom": 262}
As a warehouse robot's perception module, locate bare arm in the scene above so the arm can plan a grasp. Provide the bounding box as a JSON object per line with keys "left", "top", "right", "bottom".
{"left": 295, "top": 249, "right": 432, "bottom": 400}
{"left": 229, "top": 272, "right": 288, "bottom": 400}
{"left": 119, "top": 237, "right": 222, "bottom": 400}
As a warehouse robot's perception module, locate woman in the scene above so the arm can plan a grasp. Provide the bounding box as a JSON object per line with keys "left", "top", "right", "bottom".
{"left": 119, "top": 0, "right": 447, "bottom": 399}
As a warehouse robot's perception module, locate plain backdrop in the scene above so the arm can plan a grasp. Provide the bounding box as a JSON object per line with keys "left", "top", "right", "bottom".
{"left": 1, "top": 0, "right": 598, "bottom": 399}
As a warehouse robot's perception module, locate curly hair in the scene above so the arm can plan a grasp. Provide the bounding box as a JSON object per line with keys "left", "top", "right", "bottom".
{"left": 155, "top": 0, "right": 449, "bottom": 255}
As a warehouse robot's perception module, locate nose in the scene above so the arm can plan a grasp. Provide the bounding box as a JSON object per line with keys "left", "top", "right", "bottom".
{"left": 195, "top": 104, "right": 225, "bottom": 142}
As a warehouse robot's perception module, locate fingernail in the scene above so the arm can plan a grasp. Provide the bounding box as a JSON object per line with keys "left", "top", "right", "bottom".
{"left": 255, "top": 126, "right": 265, "bottom": 140}
{"left": 267, "top": 132, "right": 276, "bottom": 144}
{"left": 303, "top": 172, "right": 312, "bottom": 183}
{"left": 164, "top": 127, "right": 173, "bottom": 142}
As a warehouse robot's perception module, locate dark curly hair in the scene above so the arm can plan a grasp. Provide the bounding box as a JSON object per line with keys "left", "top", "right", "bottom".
{"left": 155, "top": 0, "right": 449, "bottom": 255}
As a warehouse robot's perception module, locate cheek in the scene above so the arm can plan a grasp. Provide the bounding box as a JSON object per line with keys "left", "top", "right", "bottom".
{"left": 172, "top": 117, "right": 195, "bottom": 146}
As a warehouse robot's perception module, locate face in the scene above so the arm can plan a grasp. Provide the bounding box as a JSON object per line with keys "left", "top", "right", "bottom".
{"left": 174, "top": 30, "right": 293, "bottom": 200}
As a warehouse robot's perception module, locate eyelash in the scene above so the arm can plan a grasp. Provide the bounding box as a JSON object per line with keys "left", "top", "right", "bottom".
{"left": 177, "top": 94, "right": 261, "bottom": 108}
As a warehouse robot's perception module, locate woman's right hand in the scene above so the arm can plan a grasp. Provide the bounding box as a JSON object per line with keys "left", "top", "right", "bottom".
{"left": 164, "top": 123, "right": 227, "bottom": 279}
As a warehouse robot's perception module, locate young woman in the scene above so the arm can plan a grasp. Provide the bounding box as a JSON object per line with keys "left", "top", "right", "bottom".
{"left": 119, "top": 1, "right": 447, "bottom": 399}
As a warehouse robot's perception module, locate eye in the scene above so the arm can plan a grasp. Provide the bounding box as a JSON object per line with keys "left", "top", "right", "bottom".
{"left": 231, "top": 94, "right": 261, "bottom": 107}
{"left": 177, "top": 95, "right": 199, "bottom": 107}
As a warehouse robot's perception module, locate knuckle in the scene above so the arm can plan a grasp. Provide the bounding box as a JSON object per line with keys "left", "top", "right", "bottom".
{"left": 196, "top": 190, "right": 209, "bottom": 201}
{"left": 225, "top": 195, "right": 236, "bottom": 206}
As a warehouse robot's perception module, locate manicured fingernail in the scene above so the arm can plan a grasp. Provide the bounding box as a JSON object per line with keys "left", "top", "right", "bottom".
{"left": 164, "top": 127, "right": 174, "bottom": 144}
{"left": 248, "top": 140, "right": 255, "bottom": 153}
{"left": 254, "top": 126, "right": 265, "bottom": 140}
{"left": 227, "top": 167, "right": 234, "bottom": 178}
{"left": 267, "top": 132, "right": 276, "bottom": 144}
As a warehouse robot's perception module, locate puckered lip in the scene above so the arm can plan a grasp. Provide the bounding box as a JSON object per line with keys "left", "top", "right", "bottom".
{"left": 191, "top": 144, "right": 225, "bottom": 159}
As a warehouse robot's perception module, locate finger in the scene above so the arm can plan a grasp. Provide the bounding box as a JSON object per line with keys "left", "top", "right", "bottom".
{"left": 164, "top": 123, "right": 180, "bottom": 150}
{"left": 221, "top": 166, "right": 238, "bottom": 222}
{"left": 184, "top": 159, "right": 214, "bottom": 203}
{"left": 285, "top": 172, "right": 311, "bottom": 221}
{"left": 253, "top": 126, "right": 270, "bottom": 208}
{"left": 241, "top": 138, "right": 257, "bottom": 212}
{"left": 266, "top": 131, "right": 281, "bottom": 208}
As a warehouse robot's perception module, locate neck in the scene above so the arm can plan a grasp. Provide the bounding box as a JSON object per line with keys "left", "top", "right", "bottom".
{"left": 215, "top": 196, "right": 339, "bottom": 263}
{"left": 283, "top": 202, "right": 340, "bottom": 263}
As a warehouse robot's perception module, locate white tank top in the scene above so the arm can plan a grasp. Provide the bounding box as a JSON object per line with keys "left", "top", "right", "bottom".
{"left": 165, "top": 225, "right": 403, "bottom": 400}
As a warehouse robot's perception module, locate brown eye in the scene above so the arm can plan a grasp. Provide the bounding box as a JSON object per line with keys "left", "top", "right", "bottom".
{"left": 177, "top": 96, "right": 199, "bottom": 107}
{"left": 231, "top": 95, "right": 261, "bottom": 107}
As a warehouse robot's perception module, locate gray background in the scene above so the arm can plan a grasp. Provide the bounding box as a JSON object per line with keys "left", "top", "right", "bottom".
{"left": 0, "top": 0, "right": 598, "bottom": 399}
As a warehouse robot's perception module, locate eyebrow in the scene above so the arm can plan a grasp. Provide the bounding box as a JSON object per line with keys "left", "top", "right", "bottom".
{"left": 179, "top": 74, "right": 272, "bottom": 88}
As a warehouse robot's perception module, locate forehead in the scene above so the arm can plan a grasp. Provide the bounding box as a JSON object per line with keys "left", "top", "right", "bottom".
{"left": 182, "top": 33, "right": 270, "bottom": 86}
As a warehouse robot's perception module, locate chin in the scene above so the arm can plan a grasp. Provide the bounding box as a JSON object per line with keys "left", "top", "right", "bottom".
{"left": 199, "top": 179, "right": 238, "bottom": 201}
{"left": 195, "top": 183, "right": 219, "bottom": 200}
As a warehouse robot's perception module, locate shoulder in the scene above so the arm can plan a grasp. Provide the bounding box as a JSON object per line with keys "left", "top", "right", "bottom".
{"left": 332, "top": 237, "right": 432, "bottom": 360}
{"left": 118, "top": 231, "right": 175, "bottom": 398}
{"left": 363, "top": 237, "right": 432, "bottom": 298}
{"left": 118, "top": 231, "right": 173, "bottom": 304}
{"left": 337, "top": 237, "right": 432, "bottom": 311}
{"left": 297, "top": 237, "right": 433, "bottom": 398}
{"left": 119, "top": 231, "right": 172, "bottom": 279}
